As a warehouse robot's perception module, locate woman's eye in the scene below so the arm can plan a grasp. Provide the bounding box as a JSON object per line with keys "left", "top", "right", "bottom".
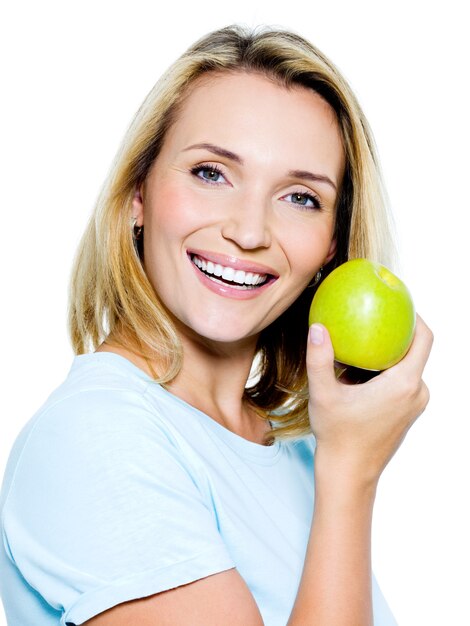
{"left": 190, "top": 164, "right": 226, "bottom": 184}
{"left": 284, "top": 191, "right": 323, "bottom": 210}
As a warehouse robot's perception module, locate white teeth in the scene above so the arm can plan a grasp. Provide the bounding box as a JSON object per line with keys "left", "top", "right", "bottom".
{"left": 233, "top": 270, "right": 245, "bottom": 284}
{"left": 222, "top": 267, "right": 235, "bottom": 281}
{"left": 191, "top": 255, "right": 268, "bottom": 287}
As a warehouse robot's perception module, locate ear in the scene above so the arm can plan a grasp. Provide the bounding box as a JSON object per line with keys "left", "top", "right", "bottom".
{"left": 131, "top": 186, "right": 144, "bottom": 227}
{"left": 324, "top": 238, "right": 337, "bottom": 265}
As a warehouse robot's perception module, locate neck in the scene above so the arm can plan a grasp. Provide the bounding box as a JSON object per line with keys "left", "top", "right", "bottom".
{"left": 166, "top": 332, "right": 272, "bottom": 444}
{"left": 99, "top": 326, "right": 273, "bottom": 445}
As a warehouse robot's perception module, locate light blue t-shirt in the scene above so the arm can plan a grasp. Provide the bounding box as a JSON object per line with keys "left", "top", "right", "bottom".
{"left": 0, "top": 353, "right": 397, "bottom": 625}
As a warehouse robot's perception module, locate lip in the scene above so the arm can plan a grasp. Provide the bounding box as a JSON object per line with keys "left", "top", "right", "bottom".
{"left": 189, "top": 259, "right": 277, "bottom": 300}
{"left": 187, "top": 248, "right": 279, "bottom": 277}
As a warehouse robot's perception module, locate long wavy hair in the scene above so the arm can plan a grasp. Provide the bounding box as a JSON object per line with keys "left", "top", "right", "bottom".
{"left": 69, "top": 24, "right": 394, "bottom": 442}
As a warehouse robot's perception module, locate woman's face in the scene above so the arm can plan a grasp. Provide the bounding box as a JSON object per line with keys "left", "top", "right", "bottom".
{"left": 133, "top": 71, "right": 345, "bottom": 347}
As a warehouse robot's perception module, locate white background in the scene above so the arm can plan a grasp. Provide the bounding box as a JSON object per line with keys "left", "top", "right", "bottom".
{"left": 0, "top": 1, "right": 468, "bottom": 624}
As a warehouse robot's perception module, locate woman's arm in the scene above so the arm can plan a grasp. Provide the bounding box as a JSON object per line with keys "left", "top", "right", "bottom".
{"left": 84, "top": 317, "right": 432, "bottom": 626}
{"left": 287, "top": 315, "right": 432, "bottom": 625}
{"left": 289, "top": 466, "right": 376, "bottom": 625}
{"left": 83, "top": 569, "right": 265, "bottom": 626}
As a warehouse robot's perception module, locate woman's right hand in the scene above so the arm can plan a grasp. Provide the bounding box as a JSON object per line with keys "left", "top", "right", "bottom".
{"left": 306, "top": 314, "right": 433, "bottom": 486}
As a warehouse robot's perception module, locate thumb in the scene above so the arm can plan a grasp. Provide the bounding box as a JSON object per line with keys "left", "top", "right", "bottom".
{"left": 306, "top": 324, "right": 338, "bottom": 399}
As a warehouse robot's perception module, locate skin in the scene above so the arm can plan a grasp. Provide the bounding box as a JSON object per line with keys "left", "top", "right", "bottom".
{"left": 92, "top": 71, "right": 433, "bottom": 625}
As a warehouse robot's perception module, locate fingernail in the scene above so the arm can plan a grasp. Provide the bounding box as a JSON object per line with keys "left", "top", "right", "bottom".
{"left": 309, "top": 324, "right": 324, "bottom": 345}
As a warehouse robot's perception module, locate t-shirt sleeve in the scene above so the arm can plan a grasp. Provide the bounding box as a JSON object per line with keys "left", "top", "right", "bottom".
{"left": 1, "top": 388, "right": 235, "bottom": 625}
{"left": 372, "top": 574, "right": 398, "bottom": 626}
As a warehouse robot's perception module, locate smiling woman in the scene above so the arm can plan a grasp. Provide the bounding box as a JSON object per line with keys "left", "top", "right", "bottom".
{"left": 128, "top": 72, "right": 341, "bottom": 350}
{"left": 0, "top": 24, "right": 432, "bottom": 626}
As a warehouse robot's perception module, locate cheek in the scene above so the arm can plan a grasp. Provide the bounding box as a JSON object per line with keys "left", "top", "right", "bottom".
{"left": 145, "top": 183, "right": 207, "bottom": 236}
{"left": 284, "top": 219, "right": 336, "bottom": 279}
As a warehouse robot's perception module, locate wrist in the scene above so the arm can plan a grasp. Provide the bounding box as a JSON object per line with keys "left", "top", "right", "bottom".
{"left": 314, "top": 445, "right": 380, "bottom": 497}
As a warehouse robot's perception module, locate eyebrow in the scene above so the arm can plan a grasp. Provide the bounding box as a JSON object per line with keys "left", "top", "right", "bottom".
{"left": 183, "top": 142, "right": 337, "bottom": 191}
{"left": 287, "top": 169, "right": 337, "bottom": 191}
{"left": 183, "top": 143, "right": 243, "bottom": 164}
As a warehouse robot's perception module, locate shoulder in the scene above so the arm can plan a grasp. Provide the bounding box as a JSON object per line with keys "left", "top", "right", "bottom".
{"left": 50, "top": 351, "right": 154, "bottom": 405}
{"left": 1, "top": 354, "right": 183, "bottom": 506}
{"left": 23, "top": 352, "right": 162, "bottom": 435}
{"left": 1, "top": 354, "right": 212, "bottom": 531}
{"left": 0, "top": 356, "right": 236, "bottom": 625}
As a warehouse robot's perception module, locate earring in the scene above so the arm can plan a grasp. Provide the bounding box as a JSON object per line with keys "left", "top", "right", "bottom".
{"left": 308, "top": 268, "right": 323, "bottom": 288}
{"left": 131, "top": 216, "right": 143, "bottom": 240}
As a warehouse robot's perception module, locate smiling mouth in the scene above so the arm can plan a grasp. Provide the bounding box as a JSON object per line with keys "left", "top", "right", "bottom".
{"left": 189, "top": 253, "right": 276, "bottom": 289}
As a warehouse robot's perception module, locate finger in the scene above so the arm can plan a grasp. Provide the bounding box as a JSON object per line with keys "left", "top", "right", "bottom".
{"left": 306, "top": 324, "right": 338, "bottom": 401}
{"left": 389, "top": 314, "right": 434, "bottom": 379}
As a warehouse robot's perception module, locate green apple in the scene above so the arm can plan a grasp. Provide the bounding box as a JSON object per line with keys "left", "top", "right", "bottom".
{"left": 309, "top": 259, "right": 415, "bottom": 370}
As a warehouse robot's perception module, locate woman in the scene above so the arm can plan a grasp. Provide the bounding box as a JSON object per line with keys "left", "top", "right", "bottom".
{"left": 0, "top": 25, "right": 432, "bottom": 626}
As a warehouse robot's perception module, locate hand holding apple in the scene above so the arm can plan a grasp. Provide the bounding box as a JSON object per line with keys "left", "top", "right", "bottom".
{"left": 306, "top": 314, "right": 432, "bottom": 483}
{"left": 308, "top": 259, "right": 415, "bottom": 371}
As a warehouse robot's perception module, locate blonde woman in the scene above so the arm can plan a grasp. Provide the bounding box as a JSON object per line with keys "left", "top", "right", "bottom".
{"left": 0, "top": 25, "right": 432, "bottom": 626}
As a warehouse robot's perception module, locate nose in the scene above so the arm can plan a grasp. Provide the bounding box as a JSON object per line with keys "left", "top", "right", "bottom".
{"left": 221, "top": 197, "right": 272, "bottom": 250}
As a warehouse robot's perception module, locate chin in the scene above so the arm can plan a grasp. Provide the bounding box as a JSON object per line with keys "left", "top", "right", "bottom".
{"left": 179, "top": 317, "right": 260, "bottom": 347}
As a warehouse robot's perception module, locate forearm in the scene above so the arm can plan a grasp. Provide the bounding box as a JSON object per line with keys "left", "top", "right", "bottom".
{"left": 287, "top": 451, "right": 377, "bottom": 626}
{"left": 288, "top": 316, "right": 432, "bottom": 625}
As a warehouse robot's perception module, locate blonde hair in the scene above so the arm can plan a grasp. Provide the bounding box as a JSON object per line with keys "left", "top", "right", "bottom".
{"left": 69, "top": 24, "right": 395, "bottom": 442}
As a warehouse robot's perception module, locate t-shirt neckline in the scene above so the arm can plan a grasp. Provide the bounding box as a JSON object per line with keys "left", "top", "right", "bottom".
{"left": 73, "top": 352, "right": 283, "bottom": 461}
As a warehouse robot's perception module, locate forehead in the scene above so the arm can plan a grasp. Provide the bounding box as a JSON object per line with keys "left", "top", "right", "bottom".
{"left": 160, "top": 70, "right": 345, "bottom": 180}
